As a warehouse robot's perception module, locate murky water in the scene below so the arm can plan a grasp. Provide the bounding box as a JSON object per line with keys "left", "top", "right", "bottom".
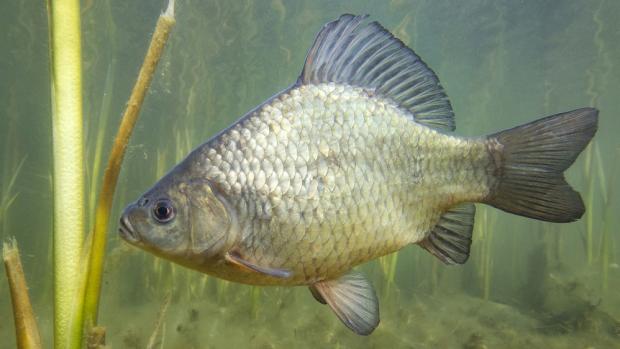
{"left": 1, "top": 1, "right": 619, "bottom": 348}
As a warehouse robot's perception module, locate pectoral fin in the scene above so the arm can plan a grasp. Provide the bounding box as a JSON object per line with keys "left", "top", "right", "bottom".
{"left": 309, "top": 285, "right": 327, "bottom": 304}
{"left": 224, "top": 251, "right": 292, "bottom": 279}
{"left": 309, "top": 271, "right": 379, "bottom": 335}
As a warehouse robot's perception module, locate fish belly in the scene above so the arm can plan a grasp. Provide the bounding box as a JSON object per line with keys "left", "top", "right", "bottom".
{"left": 201, "top": 83, "right": 491, "bottom": 285}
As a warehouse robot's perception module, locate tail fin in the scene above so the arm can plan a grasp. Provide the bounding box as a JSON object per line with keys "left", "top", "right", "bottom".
{"left": 484, "top": 108, "right": 598, "bottom": 223}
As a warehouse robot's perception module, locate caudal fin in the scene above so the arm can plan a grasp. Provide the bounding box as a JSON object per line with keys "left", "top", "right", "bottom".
{"left": 484, "top": 108, "right": 598, "bottom": 223}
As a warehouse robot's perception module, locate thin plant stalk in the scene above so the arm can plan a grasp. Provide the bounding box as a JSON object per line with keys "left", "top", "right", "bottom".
{"left": 251, "top": 286, "right": 261, "bottom": 319}
{"left": 600, "top": 218, "right": 610, "bottom": 292}
{"left": 599, "top": 147, "right": 617, "bottom": 293}
{"left": 583, "top": 144, "right": 595, "bottom": 265}
{"left": 0, "top": 157, "right": 26, "bottom": 237}
{"left": 88, "top": 64, "right": 115, "bottom": 225}
{"left": 474, "top": 207, "right": 486, "bottom": 295}
{"left": 86, "top": 1, "right": 117, "bottom": 226}
{"left": 475, "top": 206, "right": 494, "bottom": 300}
{"left": 482, "top": 209, "right": 496, "bottom": 300}
{"left": 217, "top": 280, "right": 230, "bottom": 303}
{"left": 3, "top": 239, "right": 42, "bottom": 349}
{"left": 382, "top": 253, "right": 399, "bottom": 296}
{"left": 146, "top": 293, "right": 172, "bottom": 349}
{"left": 47, "top": 0, "right": 86, "bottom": 347}
{"left": 82, "top": 0, "right": 176, "bottom": 328}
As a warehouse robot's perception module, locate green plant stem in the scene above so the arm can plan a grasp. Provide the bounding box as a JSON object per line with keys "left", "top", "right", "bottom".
{"left": 47, "top": 0, "right": 85, "bottom": 347}
{"left": 599, "top": 147, "right": 617, "bottom": 293}
{"left": 88, "top": 64, "right": 115, "bottom": 225}
{"left": 82, "top": 0, "right": 176, "bottom": 328}
{"left": 383, "top": 253, "right": 399, "bottom": 296}
{"left": 146, "top": 293, "right": 172, "bottom": 349}
{"left": 584, "top": 144, "right": 594, "bottom": 265}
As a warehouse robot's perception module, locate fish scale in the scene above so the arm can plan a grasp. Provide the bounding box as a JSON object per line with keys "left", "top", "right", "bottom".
{"left": 196, "top": 83, "right": 491, "bottom": 285}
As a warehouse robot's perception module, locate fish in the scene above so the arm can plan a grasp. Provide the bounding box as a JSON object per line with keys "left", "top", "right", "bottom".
{"left": 119, "top": 14, "right": 598, "bottom": 335}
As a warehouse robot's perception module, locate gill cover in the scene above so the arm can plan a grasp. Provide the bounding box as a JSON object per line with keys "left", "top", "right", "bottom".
{"left": 183, "top": 179, "right": 237, "bottom": 258}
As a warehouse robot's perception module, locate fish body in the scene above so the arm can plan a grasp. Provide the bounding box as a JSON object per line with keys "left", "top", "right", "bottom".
{"left": 120, "top": 15, "right": 598, "bottom": 335}
{"left": 177, "top": 83, "right": 489, "bottom": 285}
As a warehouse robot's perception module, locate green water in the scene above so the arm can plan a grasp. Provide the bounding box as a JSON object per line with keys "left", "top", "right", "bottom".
{"left": 1, "top": 1, "right": 619, "bottom": 348}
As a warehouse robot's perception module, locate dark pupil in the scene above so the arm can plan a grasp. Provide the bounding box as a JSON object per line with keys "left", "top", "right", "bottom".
{"left": 154, "top": 202, "right": 172, "bottom": 221}
{"left": 156, "top": 205, "right": 170, "bottom": 218}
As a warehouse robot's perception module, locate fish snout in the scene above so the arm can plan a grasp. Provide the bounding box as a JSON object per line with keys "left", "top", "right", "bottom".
{"left": 119, "top": 205, "right": 140, "bottom": 243}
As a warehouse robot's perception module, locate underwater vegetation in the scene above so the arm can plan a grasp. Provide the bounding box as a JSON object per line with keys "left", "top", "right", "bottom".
{"left": 1, "top": 0, "right": 619, "bottom": 348}
{"left": 4, "top": 0, "right": 176, "bottom": 347}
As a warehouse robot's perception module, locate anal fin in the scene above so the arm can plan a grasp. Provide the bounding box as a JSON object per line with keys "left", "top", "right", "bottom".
{"left": 225, "top": 251, "right": 292, "bottom": 279}
{"left": 419, "top": 203, "right": 475, "bottom": 265}
{"left": 310, "top": 271, "right": 379, "bottom": 335}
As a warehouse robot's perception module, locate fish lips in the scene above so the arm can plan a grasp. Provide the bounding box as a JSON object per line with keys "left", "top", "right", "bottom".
{"left": 119, "top": 207, "right": 141, "bottom": 245}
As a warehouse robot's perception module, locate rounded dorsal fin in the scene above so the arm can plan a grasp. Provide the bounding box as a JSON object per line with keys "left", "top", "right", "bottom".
{"left": 299, "top": 14, "right": 455, "bottom": 132}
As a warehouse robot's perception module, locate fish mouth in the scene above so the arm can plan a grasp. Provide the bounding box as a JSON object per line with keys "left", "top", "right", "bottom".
{"left": 119, "top": 215, "right": 139, "bottom": 244}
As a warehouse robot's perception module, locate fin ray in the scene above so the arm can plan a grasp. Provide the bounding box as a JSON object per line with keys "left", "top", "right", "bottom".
{"left": 311, "top": 271, "right": 379, "bottom": 335}
{"left": 300, "top": 14, "right": 455, "bottom": 131}
{"left": 225, "top": 251, "right": 292, "bottom": 279}
{"left": 419, "top": 203, "right": 475, "bottom": 265}
{"left": 485, "top": 108, "right": 598, "bottom": 222}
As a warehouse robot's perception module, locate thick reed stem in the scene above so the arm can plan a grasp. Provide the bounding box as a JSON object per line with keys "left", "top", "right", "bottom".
{"left": 47, "top": 0, "right": 85, "bottom": 347}
{"left": 82, "top": 0, "right": 176, "bottom": 328}
{"left": 3, "top": 239, "right": 42, "bottom": 349}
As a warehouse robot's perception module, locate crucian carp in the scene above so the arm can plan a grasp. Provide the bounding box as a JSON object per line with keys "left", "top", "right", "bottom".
{"left": 119, "top": 14, "right": 598, "bottom": 335}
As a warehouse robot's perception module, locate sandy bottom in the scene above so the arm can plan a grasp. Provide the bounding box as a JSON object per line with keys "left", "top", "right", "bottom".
{"left": 96, "top": 287, "right": 619, "bottom": 348}
{"left": 1, "top": 264, "right": 618, "bottom": 348}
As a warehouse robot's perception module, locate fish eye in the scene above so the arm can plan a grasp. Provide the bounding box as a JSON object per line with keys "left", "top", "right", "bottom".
{"left": 152, "top": 199, "right": 175, "bottom": 223}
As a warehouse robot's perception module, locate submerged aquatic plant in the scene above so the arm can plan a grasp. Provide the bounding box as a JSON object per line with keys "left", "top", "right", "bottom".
{"left": 82, "top": 0, "right": 176, "bottom": 329}
{"left": 0, "top": 157, "right": 27, "bottom": 306}
{"left": 146, "top": 293, "right": 172, "bottom": 349}
{"left": 47, "top": 0, "right": 87, "bottom": 346}
{"left": 379, "top": 252, "right": 399, "bottom": 297}
{"left": 0, "top": 157, "right": 26, "bottom": 236}
{"left": 597, "top": 146, "right": 617, "bottom": 293}
{"left": 3, "top": 239, "right": 42, "bottom": 349}
{"left": 474, "top": 206, "right": 498, "bottom": 300}
{"left": 583, "top": 0, "right": 612, "bottom": 267}
{"left": 6, "top": 0, "right": 178, "bottom": 347}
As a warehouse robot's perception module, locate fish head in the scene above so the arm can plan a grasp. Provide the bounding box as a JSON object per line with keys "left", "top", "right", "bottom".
{"left": 119, "top": 168, "right": 234, "bottom": 267}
